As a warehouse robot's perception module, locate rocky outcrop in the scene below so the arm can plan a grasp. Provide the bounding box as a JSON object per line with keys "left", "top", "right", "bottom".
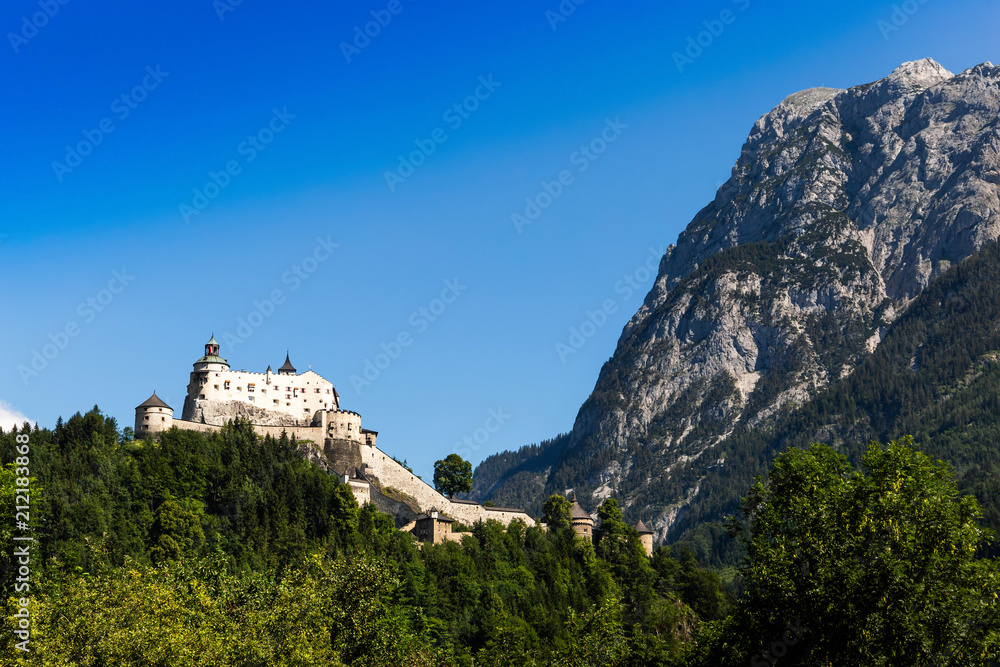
{"left": 477, "top": 59, "right": 1000, "bottom": 542}
{"left": 183, "top": 398, "right": 317, "bottom": 427}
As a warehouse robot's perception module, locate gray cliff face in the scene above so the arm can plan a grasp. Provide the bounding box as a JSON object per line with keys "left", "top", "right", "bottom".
{"left": 183, "top": 398, "right": 316, "bottom": 428}
{"left": 513, "top": 60, "right": 1000, "bottom": 540}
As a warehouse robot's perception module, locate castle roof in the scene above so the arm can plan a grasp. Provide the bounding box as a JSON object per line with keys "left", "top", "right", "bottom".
{"left": 414, "top": 512, "right": 454, "bottom": 523}
{"left": 571, "top": 501, "right": 593, "bottom": 522}
{"left": 196, "top": 354, "right": 228, "bottom": 365}
{"left": 279, "top": 352, "right": 296, "bottom": 374}
{"left": 206, "top": 334, "right": 218, "bottom": 346}
{"left": 634, "top": 519, "right": 653, "bottom": 535}
{"left": 484, "top": 505, "right": 523, "bottom": 513}
{"left": 137, "top": 391, "right": 171, "bottom": 410}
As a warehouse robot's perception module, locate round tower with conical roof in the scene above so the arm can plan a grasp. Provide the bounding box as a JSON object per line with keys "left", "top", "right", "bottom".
{"left": 634, "top": 519, "right": 654, "bottom": 557}
{"left": 135, "top": 391, "right": 173, "bottom": 436}
{"left": 570, "top": 499, "right": 595, "bottom": 540}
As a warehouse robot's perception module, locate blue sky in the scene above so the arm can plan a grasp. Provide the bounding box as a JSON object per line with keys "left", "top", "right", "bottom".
{"left": 1, "top": 0, "right": 997, "bottom": 480}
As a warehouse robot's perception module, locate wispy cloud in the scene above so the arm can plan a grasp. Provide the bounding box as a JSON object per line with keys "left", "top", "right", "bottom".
{"left": 0, "top": 400, "right": 34, "bottom": 431}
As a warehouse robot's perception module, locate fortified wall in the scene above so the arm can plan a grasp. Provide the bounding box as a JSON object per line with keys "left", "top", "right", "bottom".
{"left": 136, "top": 337, "right": 535, "bottom": 537}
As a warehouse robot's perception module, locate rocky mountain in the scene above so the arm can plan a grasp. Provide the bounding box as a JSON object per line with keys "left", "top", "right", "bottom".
{"left": 473, "top": 59, "right": 1000, "bottom": 546}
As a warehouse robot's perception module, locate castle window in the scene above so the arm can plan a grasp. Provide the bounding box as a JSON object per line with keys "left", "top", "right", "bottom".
{"left": 214, "top": 385, "right": 219, "bottom": 390}
{"left": 315, "top": 388, "right": 321, "bottom": 394}
{"left": 224, "top": 381, "right": 231, "bottom": 390}
{"left": 248, "top": 383, "right": 255, "bottom": 392}
{"left": 274, "top": 385, "right": 279, "bottom": 390}
{"left": 199, "top": 394, "right": 205, "bottom": 399}
{"left": 248, "top": 396, "right": 254, "bottom": 402}
{"left": 144, "top": 416, "right": 149, "bottom": 421}
{"left": 273, "top": 400, "right": 279, "bottom": 405}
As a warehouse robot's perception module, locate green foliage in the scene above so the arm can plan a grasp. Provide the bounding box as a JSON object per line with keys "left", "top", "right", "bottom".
{"left": 148, "top": 497, "right": 205, "bottom": 564}
{"left": 14, "top": 552, "right": 431, "bottom": 666}
{"left": 0, "top": 409, "right": 701, "bottom": 664}
{"left": 7, "top": 404, "right": 998, "bottom": 663}
{"left": 433, "top": 454, "right": 473, "bottom": 498}
{"left": 691, "top": 438, "right": 1000, "bottom": 666}
{"left": 541, "top": 494, "right": 572, "bottom": 530}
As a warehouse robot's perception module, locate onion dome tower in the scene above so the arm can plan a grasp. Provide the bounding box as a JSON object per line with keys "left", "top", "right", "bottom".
{"left": 193, "top": 334, "right": 230, "bottom": 373}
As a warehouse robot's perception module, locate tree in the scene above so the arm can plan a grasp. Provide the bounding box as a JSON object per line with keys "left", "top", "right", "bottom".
{"left": 541, "top": 494, "right": 572, "bottom": 530}
{"left": 709, "top": 438, "right": 1000, "bottom": 666}
{"left": 595, "top": 498, "right": 658, "bottom": 618}
{"left": 433, "top": 454, "right": 472, "bottom": 498}
{"left": 148, "top": 497, "right": 205, "bottom": 564}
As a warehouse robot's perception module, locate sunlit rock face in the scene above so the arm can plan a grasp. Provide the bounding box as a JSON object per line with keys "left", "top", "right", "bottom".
{"left": 475, "top": 59, "right": 1000, "bottom": 541}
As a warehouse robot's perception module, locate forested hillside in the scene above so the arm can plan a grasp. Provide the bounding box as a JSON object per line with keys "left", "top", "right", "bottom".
{"left": 3, "top": 413, "right": 998, "bottom": 664}
{"left": 465, "top": 433, "right": 569, "bottom": 515}
{"left": 0, "top": 413, "right": 722, "bottom": 665}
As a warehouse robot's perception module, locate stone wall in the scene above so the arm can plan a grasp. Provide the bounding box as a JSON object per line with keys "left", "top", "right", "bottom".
{"left": 164, "top": 419, "right": 535, "bottom": 528}
{"left": 358, "top": 444, "right": 535, "bottom": 527}
{"left": 135, "top": 405, "right": 173, "bottom": 435}
{"left": 327, "top": 410, "right": 363, "bottom": 443}
{"left": 168, "top": 418, "right": 327, "bottom": 445}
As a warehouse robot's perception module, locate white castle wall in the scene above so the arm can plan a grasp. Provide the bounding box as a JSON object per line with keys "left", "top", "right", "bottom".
{"left": 186, "top": 368, "right": 337, "bottom": 424}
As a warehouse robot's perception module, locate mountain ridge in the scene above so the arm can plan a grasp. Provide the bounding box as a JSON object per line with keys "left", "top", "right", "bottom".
{"left": 472, "top": 58, "right": 1000, "bottom": 543}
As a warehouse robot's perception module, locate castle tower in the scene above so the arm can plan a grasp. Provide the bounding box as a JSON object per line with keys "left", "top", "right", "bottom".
{"left": 135, "top": 392, "right": 173, "bottom": 436}
{"left": 571, "top": 500, "right": 595, "bottom": 540}
{"left": 205, "top": 335, "right": 220, "bottom": 358}
{"left": 278, "top": 352, "right": 296, "bottom": 375}
{"left": 182, "top": 335, "right": 232, "bottom": 421}
{"left": 413, "top": 510, "right": 454, "bottom": 544}
{"left": 634, "top": 519, "right": 654, "bottom": 557}
{"left": 194, "top": 334, "right": 230, "bottom": 373}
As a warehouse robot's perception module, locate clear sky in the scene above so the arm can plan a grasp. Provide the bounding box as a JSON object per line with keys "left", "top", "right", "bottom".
{"left": 1, "top": 0, "right": 997, "bottom": 480}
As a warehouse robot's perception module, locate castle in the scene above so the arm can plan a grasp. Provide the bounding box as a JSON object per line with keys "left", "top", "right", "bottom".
{"left": 136, "top": 337, "right": 535, "bottom": 542}
{"left": 136, "top": 337, "right": 654, "bottom": 554}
